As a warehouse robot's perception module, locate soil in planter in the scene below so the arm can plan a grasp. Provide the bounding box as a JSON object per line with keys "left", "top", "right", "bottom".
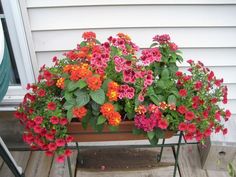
{"left": 77, "top": 148, "right": 174, "bottom": 172}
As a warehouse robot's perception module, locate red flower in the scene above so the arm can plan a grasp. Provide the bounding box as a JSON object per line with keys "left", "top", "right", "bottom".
{"left": 45, "top": 133, "right": 54, "bottom": 141}
{"left": 204, "top": 129, "right": 211, "bottom": 137}
{"left": 175, "top": 71, "right": 183, "bottom": 77}
{"left": 47, "top": 102, "right": 57, "bottom": 111}
{"left": 34, "top": 116, "right": 43, "bottom": 125}
{"left": 158, "top": 119, "right": 168, "bottom": 129}
{"left": 179, "top": 89, "right": 187, "bottom": 97}
{"left": 178, "top": 122, "right": 187, "bottom": 131}
{"left": 203, "top": 110, "right": 209, "bottom": 119}
{"left": 66, "top": 135, "right": 74, "bottom": 143}
{"left": 33, "top": 125, "right": 42, "bottom": 134}
{"left": 225, "top": 110, "right": 231, "bottom": 119}
{"left": 50, "top": 116, "right": 59, "bottom": 125}
{"left": 55, "top": 138, "right": 66, "bottom": 147}
{"left": 194, "top": 81, "right": 202, "bottom": 90}
{"left": 37, "top": 89, "right": 46, "bottom": 97}
{"left": 45, "top": 151, "right": 54, "bottom": 157}
{"left": 64, "top": 149, "right": 72, "bottom": 157}
{"left": 187, "top": 59, "right": 194, "bottom": 64}
{"left": 195, "top": 131, "right": 203, "bottom": 141}
{"left": 82, "top": 31, "right": 96, "bottom": 40}
{"left": 185, "top": 111, "right": 195, "bottom": 121}
{"left": 56, "top": 155, "right": 65, "bottom": 163}
{"left": 177, "top": 105, "right": 187, "bottom": 114}
{"left": 215, "top": 111, "right": 221, "bottom": 121}
{"left": 48, "top": 142, "right": 57, "bottom": 151}
{"left": 223, "top": 128, "right": 228, "bottom": 135}
{"left": 187, "top": 124, "right": 196, "bottom": 133}
{"left": 60, "top": 118, "right": 68, "bottom": 125}
{"left": 184, "top": 133, "right": 194, "bottom": 141}
{"left": 43, "top": 70, "right": 53, "bottom": 80}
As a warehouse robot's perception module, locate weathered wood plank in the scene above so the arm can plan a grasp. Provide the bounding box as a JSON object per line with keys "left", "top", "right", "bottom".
{"left": 77, "top": 166, "right": 180, "bottom": 177}
{"left": 0, "top": 157, "right": 4, "bottom": 170}
{"left": 206, "top": 170, "right": 230, "bottom": 177}
{"left": 49, "top": 150, "right": 78, "bottom": 177}
{"left": 178, "top": 145, "right": 208, "bottom": 177}
{"left": 0, "top": 151, "right": 31, "bottom": 177}
{"left": 25, "top": 151, "right": 53, "bottom": 177}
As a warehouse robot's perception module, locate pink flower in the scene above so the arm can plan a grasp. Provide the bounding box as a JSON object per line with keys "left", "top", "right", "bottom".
{"left": 169, "top": 42, "right": 178, "bottom": 51}
{"left": 47, "top": 102, "right": 57, "bottom": 111}
{"left": 204, "top": 129, "right": 211, "bottom": 137}
{"left": 45, "top": 151, "right": 54, "bottom": 157}
{"left": 118, "top": 85, "right": 135, "bottom": 99}
{"left": 175, "top": 71, "right": 183, "bottom": 77}
{"left": 138, "top": 94, "right": 144, "bottom": 102}
{"left": 34, "top": 116, "right": 43, "bottom": 125}
{"left": 153, "top": 34, "right": 170, "bottom": 44}
{"left": 140, "top": 48, "right": 162, "bottom": 65}
{"left": 225, "top": 110, "right": 231, "bottom": 119}
{"left": 56, "top": 155, "right": 65, "bottom": 163}
{"left": 215, "top": 111, "right": 221, "bottom": 121}
{"left": 50, "top": 116, "right": 59, "bottom": 125}
{"left": 222, "top": 128, "right": 228, "bottom": 135}
{"left": 37, "top": 89, "right": 46, "bottom": 97}
{"left": 66, "top": 135, "right": 74, "bottom": 143}
{"left": 123, "top": 69, "right": 136, "bottom": 83}
{"left": 56, "top": 138, "right": 66, "bottom": 147}
{"left": 187, "top": 59, "right": 194, "bottom": 64}
{"left": 134, "top": 114, "right": 157, "bottom": 132}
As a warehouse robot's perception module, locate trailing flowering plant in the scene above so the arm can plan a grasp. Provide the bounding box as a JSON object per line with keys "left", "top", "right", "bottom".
{"left": 14, "top": 32, "right": 231, "bottom": 162}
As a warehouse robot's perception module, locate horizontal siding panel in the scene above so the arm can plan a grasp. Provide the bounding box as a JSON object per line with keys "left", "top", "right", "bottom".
{"left": 26, "top": 0, "right": 236, "bottom": 8}
{"left": 32, "top": 28, "right": 236, "bottom": 51}
{"left": 28, "top": 5, "right": 236, "bottom": 31}
{"left": 36, "top": 48, "right": 236, "bottom": 67}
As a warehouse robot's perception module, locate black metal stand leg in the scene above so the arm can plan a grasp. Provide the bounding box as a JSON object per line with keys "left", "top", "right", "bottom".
{"left": 67, "top": 155, "right": 73, "bottom": 177}
{"left": 76, "top": 142, "right": 83, "bottom": 165}
{"left": 172, "top": 132, "right": 183, "bottom": 177}
{"left": 157, "top": 138, "right": 165, "bottom": 162}
{"left": 0, "top": 144, "right": 24, "bottom": 177}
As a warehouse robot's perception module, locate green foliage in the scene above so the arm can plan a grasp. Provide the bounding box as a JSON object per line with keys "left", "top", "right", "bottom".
{"left": 90, "top": 89, "right": 105, "bottom": 105}
{"left": 75, "top": 90, "right": 90, "bottom": 107}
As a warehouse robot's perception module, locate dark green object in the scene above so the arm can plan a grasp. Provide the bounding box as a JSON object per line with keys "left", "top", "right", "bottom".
{"left": 0, "top": 41, "right": 10, "bottom": 102}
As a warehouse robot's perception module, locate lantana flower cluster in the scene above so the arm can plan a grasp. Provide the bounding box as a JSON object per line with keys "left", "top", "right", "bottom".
{"left": 15, "top": 32, "right": 231, "bottom": 162}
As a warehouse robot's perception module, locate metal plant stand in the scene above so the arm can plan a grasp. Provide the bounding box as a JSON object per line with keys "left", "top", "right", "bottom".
{"left": 67, "top": 131, "right": 184, "bottom": 177}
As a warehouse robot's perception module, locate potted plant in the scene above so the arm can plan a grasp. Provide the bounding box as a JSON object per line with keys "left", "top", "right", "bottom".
{"left": 14, "top": 32, "right": 231, "bottom": 162}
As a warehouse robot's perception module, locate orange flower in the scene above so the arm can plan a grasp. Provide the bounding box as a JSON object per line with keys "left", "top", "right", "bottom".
{"left": 108, "top": 112, "right": 121, "bottom": 126}
{"left": 56, "top": 78, "right": 65, "bottom": 89}
{"left": 106, "top": 81, "right": 119, "bottom": 101}
{"left": 100, "top": 103, "right": 115, "bottom": 118}
{"left": 73, "top": 107, "right": 87, "bottom": 120}
{"left": 86, "top": 76, "right": 102, "bottom": 91}
{"left": 159, "top": 101, "right": 168, "bottom": 110}
{"left": 117, "top": 33, "right": 131, "bottom": 41}
{"left": 70, "top": 67, "right": 92, "bottom": 81}
{"left": 82, "top": 31, "right": 96, "bottom": 40}
{"left": 168, "top": 104, "right": 176, "bottom": 110}
{"left": 135, "top": 105, "right": 147, "bottom": 115}
{"left": 63, "top": 65, "right": 72, "bottom": 73}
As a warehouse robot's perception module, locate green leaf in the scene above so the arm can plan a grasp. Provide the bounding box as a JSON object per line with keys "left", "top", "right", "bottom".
{"left": 80, "top": 41, "right": 87, "bottom": 47}
{"left": 148, "top": 137, "right": 159, "bottom": 146}
{"left": 147, "top": 131, "right": 155, "bottom": 140}
{"left": 77, "top": 79, "right": 87, "bottom": 89}
{"left": 91, "top": 101, "right": 100, "bottom": 111}
{"left": 132, "top": 128, "right": 142, "bottom": 135}
{"left": 67, "top": 81, "right": 79, "bottom": 92}
{"left": 63, "top": 100, "right": 75, "bottom": 110}
{"left": 149, "top": 95, "right": 159, "bottom": 105}
{"left": 126, "top": 112, "right": 135, "bottom": 120}
{"left": 97, "top": 115, "right": 106, "bottom": 125}
{"left": 64, "top": 91, "right": 74, "bottom": 101}
{"left": 156, "top": 80, "right": 166, "bottom": 89}
{"left": 109, "top": 125, "right": 119, "bottom": 132}
{"left": 150, "top": 43, "right": 158, "bottom": 48}
{"left": 147, "top": 86, "right": 155, "bottom": 96}
{"left": 81, "top": 115, "right": 89, "bottom": 129}
{"left": 167, "top": 95, "right": 177, "bottom": 105}
{"left": 66, "top": 108, "right": 73, "bottom": 122}
{"left": 101, "top": 78, "right": 112, "bottom": 93}
{"left": 161, "top": 68, "right": 169, "bottom": 80}
{"left": 75, "top": 90, "right": 90, "bottom": 107}
{"left": 90, "top": 89, "right": 105, "bottom": 105}
{"left": 89, "top": 117, "right": 96, "bottom": 130}
{"left": 155, "top": 128, "right": 164, "bottom": 139}
{"left": 110, "top": 46, "right": 118, "bottom": 57}
{"left": 96, "top": 124, "right": 104, "bottom": 132}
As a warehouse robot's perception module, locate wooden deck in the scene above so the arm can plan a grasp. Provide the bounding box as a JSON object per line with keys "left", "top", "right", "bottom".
{"left": 0, "top": 145, "right": 232, "bottom": 177}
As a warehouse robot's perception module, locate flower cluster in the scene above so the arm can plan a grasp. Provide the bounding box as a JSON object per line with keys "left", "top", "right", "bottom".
{"left": 15, "top": 32, "right": 231, "bottom": 162}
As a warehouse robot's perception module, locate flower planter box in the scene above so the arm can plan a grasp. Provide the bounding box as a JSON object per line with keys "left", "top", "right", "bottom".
{"left": 67, "top": 121, "right": 175, "bottom": 142}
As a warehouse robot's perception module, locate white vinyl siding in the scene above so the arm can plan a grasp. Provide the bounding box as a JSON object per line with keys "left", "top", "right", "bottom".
{"left": 22, "top": 0, "right": 236, "bottom": 118}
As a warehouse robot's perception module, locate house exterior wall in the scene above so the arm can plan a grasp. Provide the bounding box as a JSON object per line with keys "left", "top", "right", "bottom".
{"left": 18, "top": 0, "right": 236, "bottom": 142}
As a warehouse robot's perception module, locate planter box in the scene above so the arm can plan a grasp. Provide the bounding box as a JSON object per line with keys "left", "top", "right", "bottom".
{"left": 67, "top": 121, "right": 175, "bottom": 142}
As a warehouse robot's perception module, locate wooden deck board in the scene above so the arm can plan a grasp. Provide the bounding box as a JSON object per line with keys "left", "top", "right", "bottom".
{"left": 0, "top": 157, "right": 4, "bottom": 170}
{"left": 206, "top": 170, "right": 230, "bottom": 177}
{"left": 0, "top": 151, "right": 31, "bottom": 177}
{"left": 49, "top": 150, "right": 78, "bottom": 177}
{"left": 178, "top": 145, "right": 208, "bottom": 177}
{"left": 24, "top": 151, "right": 53, "bottom": 177}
